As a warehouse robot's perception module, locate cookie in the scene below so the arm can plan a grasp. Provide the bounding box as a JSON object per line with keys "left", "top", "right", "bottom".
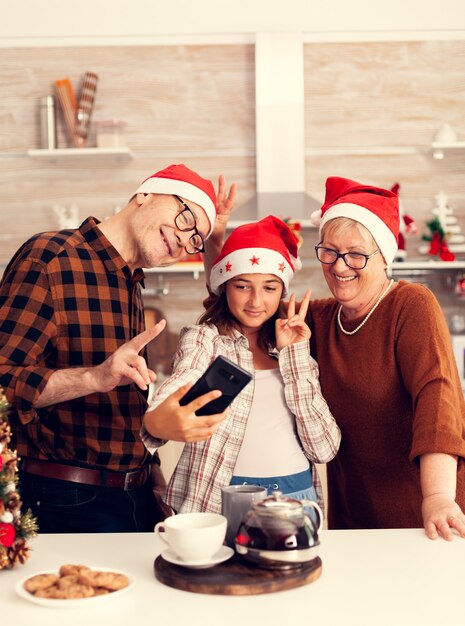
{"left": 35, "top": 583, "right": 94, "bottom": 599}
{"left": 59, "top": 564, "right": 90, "bottom": 577}
{"left": 56, "top": 574, "right": 80, "bottom": 588}
{"left": 34, "top": 585, "right": 67, "bottom": 599}
{"left": 100, "top": 573, "right": 129, "bottom": 591}
{"left": 78, "top": 570, "right": 129, "bottom": 591}
{"left": 93, "top": 587, "right": 110, "bottom": 596}
{"left": 24, "top": 573, "right": 59, "bottom": 593}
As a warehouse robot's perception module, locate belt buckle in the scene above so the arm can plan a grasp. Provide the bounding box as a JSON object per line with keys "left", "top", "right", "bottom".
{"left": 123, "top": 467, "right": 146, "bottom": 491}
{"left": 124, "top": 471, "right": 135, "bottom": 491}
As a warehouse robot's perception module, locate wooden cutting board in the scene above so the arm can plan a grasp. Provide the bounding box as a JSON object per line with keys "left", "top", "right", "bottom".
{"left": 154, "top": 553, "right": 322, "bottom": 595}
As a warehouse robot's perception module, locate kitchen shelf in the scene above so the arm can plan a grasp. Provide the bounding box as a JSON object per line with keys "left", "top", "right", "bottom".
{"left": 301, "top": 259, "right": 465, "bottom": 272}
{"left": 145, "top": 262, "right": 204, "bottom": 280}
{"left": 431, "top": 141, "right": 465, "bottom": 159}
{"left": 27, "top": 147, "right": 134, "bottom": 161}
{"left": 305, "top": 146, "right": 421, "bottom": 157}
{"left": 228, "top": 219, "right": 317, "bottom": 229}
{"left": 390, "top": 260, "right": 465, "bottom": 270}
{"left": 145, "top": 260, "right": 465, "bottom": 277}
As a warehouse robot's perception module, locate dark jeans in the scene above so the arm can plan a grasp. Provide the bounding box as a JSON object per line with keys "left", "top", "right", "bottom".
{"left": 19, "top": 471, "right": 164, "bottom": 533}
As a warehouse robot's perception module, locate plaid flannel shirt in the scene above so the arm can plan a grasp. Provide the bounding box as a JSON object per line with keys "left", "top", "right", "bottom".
{"left": 0, "top": 217, "right": 152, "bottom": 471}
{"left": 141, "top": 324, "right": 341, "bottom": 514}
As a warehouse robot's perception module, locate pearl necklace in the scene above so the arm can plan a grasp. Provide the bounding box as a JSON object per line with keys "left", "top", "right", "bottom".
{"left": 337, "top": 279, "right": 394, "bottom": 336}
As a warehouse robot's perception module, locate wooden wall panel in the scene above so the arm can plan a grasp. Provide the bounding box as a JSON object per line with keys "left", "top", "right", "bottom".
{"left": 1, "top": 39, "right": 465, "bottom": 349}
{"left": 0, "top": 44, "right": 256, "bottom": 268}
{"left": 304, "top": 41, "right": 465, "bottom": 148}
{"left": 0, "top": 45, "right": 256, "bottom": 154}
{"left": 303, "top": 40, "right": 465, "bottom": 234}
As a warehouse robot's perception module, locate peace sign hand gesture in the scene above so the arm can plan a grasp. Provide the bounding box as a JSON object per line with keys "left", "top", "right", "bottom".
{"left": 94, "top": 320, "right": 166, "bottom": 392}
{"left": 203, "top": 174, "right": 237, "bottom": 282}
{"left": 275, "top": 290, "right": 312, "bottom": 352}
{"left": 206, "top": 174, "right": 237, "bottom": 251}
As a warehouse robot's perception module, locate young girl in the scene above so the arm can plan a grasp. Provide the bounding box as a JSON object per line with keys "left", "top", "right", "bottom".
{"left": 141, "top": 216, "right": 340, "bottom": 515}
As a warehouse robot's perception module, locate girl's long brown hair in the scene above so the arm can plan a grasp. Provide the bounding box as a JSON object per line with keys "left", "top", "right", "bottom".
{"left": 199, "top": 289, "right": 285, "bottom": 353}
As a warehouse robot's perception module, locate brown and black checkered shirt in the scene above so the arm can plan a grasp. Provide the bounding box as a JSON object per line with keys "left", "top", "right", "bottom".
{"left": 0, "top": 217, "right": 152, "bottom": 471}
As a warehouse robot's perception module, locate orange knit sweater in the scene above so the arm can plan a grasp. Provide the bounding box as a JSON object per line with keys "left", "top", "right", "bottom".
{"left": 308, "top": 280, "right": 465, "bottom": 528}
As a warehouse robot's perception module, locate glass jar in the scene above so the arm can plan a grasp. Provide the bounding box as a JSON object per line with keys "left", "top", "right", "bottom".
{"left": 95, "top": 119, "right": 126, "bottom": 148}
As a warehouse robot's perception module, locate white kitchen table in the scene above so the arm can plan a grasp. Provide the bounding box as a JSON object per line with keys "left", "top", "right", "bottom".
{"left": 2, "top": 529, "right": 464, "bottom": 626}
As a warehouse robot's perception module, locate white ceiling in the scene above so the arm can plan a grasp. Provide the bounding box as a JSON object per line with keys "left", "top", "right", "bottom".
{"left": 1, "top": 0, "right": 465, "bottom": 45}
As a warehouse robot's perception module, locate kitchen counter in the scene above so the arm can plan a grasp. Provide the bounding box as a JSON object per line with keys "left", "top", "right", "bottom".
{"left": 2, "top": 529, "right": 464, "bottom": 626}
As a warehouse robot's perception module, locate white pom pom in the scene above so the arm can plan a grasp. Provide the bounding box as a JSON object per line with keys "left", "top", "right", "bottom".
{"left": 0, "top": 511, "right": 13, "bottom": 524}
{"left": 291, "top": 255, "right": 302, "bottom": 271}
{"left": 310, "top": 209, "right": 322, "bottom": 227}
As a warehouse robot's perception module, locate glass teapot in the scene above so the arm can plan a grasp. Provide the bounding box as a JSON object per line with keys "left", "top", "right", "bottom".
{"left": 235, "top": 491, "right": 323, "bottom": 569}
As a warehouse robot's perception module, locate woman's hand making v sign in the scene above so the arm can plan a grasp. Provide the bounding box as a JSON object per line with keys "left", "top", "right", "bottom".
{"left": 275, "top": 289, "right": 312, "bottom": 351}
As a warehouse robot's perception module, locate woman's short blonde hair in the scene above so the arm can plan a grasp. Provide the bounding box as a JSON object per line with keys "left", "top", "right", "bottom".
{"left": 321, "top": 217, "right": 379, "bottom": 251}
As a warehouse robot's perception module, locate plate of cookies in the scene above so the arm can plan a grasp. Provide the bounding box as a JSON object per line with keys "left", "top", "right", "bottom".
{"left": 16, "top": 564, "right": 135, "bottom": 607}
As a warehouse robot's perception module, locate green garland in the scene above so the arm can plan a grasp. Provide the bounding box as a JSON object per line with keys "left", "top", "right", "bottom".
{"left": 0, "top": 387, "right": 38, "bottom": 570}
{"left": 422, "top": 216, "right": 446, "bottom": 243}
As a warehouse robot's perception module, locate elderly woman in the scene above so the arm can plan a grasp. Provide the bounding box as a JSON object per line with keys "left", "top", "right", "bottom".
{"left": 308, "top": 176, "right": 465, "bottom": 540}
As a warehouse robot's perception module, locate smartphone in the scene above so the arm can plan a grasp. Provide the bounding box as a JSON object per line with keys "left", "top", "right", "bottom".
{"left": 179, "top": 355, "right": 253, "bottom": 416}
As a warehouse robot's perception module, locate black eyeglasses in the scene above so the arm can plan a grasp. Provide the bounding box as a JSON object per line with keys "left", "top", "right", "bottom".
{"left": 173, "top": 195, "right": 205, "bottom": 255}
{"left": 315, "top": 245, "right": 379, "bottom": 270}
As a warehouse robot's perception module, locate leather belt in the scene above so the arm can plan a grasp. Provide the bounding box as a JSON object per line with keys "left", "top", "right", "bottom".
{"left": 20, "top": 458, "right": 151, "bottom": 491}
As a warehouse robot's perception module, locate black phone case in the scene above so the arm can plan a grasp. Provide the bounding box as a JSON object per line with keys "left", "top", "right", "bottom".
{"left": 179, "top": 355, "right": 252, "bottom": 416}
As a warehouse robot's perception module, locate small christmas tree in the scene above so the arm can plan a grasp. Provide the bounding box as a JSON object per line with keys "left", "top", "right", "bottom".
{"left": 419, "top": 191, "right": 465, "bottom": 261}
{"left": 0, "top": 387, "right": 37, "bottom": 570}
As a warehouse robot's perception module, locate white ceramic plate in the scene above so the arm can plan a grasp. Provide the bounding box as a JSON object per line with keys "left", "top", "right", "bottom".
{"left": 161, "top": 545, "right": 234, "bottom": 569}
{"left": 15, "top": 566, "right": 135, "bottom": 608}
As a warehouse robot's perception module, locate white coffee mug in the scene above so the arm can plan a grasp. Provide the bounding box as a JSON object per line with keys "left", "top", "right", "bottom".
{"left": 154, "top": 512, "right": 227, "bottom": 562}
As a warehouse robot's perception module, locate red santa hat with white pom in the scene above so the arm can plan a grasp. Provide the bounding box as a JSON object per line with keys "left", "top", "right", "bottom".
{"left": 210, "top": 215, "right": 302, "bottom": 296}
{"left": 135, "top": 163, "right": 217, "bottom": 236}
{"left": 310, "top": 176, "right": 400, "bottom": 265}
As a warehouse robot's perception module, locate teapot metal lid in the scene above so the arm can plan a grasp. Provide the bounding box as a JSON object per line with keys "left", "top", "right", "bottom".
{"left": 251, "top": 490, "right": 304, "bottom": 518}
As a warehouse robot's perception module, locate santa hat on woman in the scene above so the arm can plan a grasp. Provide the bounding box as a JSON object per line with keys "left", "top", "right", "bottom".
{"left": 136, "top": 163, "right": 217, "bottom": 236}
{"left": 310, "top": 177, "right": 400, "bottom": 265}
{"left": 210, "top": 216, "right": 302, "bottom": 296}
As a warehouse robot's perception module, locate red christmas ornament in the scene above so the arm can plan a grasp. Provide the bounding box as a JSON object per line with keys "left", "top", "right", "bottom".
{"left": 455, "top": 276, "right": 465, "bottom": 297}
{"left": 440, "top": 246, "right": 455, "bottom": 262}
{"left": 0, "top": 522, "right": 16, "bottom": 547}
{"left": 429, "top": 232, "right": 442, "bottom": 256}
{"left": 427, "top": 232, "right": 456, "bottom": 261}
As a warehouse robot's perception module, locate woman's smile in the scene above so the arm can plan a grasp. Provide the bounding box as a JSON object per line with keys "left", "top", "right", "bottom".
{"left": 333, "top": 273, "right": 357, "bottom": 283}
{"left": 243, "top": 309, "right": 265, "bottom": 317}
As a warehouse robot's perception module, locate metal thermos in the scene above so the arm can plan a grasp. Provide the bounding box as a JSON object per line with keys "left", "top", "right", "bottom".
{"left": 39, "top": 95, "right": 57, "bottom": 149}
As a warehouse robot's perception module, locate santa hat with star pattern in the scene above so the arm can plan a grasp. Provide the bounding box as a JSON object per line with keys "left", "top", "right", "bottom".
{"left": 135, "top": 163, "right": 217, "bottom": 236}
{"left": 210, "top": 215, "right": 302, "bottom": 296}
{"left": 310, "top": 176, "right": 400, "bottom": 265}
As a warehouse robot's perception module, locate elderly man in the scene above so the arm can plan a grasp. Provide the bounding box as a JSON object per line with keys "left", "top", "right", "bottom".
{"left": 0, "top": 163, "right": 236, "bottom": 533}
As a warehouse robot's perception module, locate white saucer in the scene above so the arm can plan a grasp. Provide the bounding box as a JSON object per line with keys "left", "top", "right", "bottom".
{"left": 161, "top": 545, "right": 234, "bottom": 569}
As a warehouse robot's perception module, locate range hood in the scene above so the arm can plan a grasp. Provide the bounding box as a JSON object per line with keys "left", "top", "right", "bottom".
{"left": 230, "top": 32, "right": 321, "bottom": 226}
{"left": 231, "top": 192, "right": 321, "bottom": 224}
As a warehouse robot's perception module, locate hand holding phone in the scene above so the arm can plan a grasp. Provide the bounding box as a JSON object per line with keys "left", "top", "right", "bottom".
{"left": 179, "top": 356, "right": 252, "bottom": 416}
